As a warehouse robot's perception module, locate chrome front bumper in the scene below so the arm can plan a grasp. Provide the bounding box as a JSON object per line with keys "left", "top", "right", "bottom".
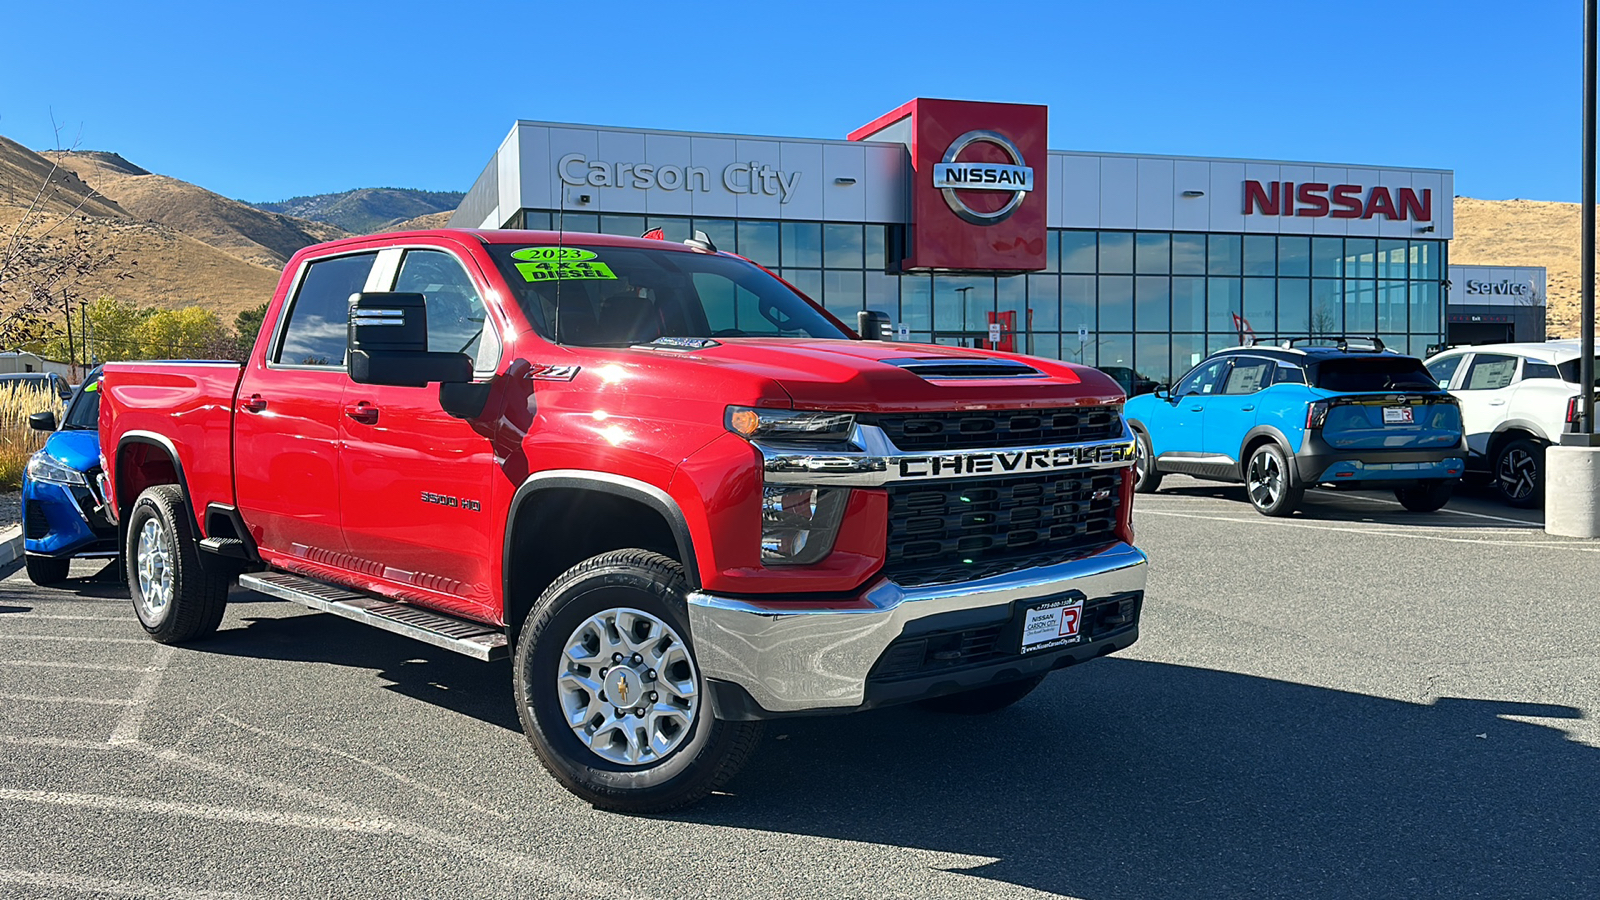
{"left": 686, "top": 541, "right": 1148, "bottom": 714}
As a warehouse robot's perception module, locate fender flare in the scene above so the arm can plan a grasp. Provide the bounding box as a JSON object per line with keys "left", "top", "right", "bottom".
{"left": 114, "top": 431, "right": 200, "bottom": 535}
{"left": 1238, "top": 425, "right": 1297, "bottom": 483}
{"left": 502, "top": 470, "right": 701, "bottom": 599}
{"left": 1493, "top": 419, "right": 1552, "bottom": 446}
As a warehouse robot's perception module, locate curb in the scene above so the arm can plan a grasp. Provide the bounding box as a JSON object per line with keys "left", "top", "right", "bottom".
{"left": 0, "top": 525, "right": 22, "bottom": 567}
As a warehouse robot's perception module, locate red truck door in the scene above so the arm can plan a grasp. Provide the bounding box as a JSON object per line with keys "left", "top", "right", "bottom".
{"left": 336, "top": 247, "right": 502, "bottom": 620}
{"left": 235, "top": 251, "right": 380, "bottom": 563}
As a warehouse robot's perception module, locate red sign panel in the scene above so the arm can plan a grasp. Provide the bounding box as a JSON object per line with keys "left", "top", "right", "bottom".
{"left": 1242, "top": 180, "right": 1433, "bottom": 221}
{"left": 850, "top": 98, "right": 1048, "bottom": 271}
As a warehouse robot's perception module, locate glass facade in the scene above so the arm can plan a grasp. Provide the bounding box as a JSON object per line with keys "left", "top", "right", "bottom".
{"left": 518, "top": 210, "right": 1447, "bottom": 387}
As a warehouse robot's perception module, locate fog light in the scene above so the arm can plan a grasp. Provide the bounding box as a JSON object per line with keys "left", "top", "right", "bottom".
{"left": 760, "top": 486, "right": 849, "bottom": 565}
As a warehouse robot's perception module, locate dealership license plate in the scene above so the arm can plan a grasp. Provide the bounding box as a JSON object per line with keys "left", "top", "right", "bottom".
{"left": 1382, "top": 406, "right": 1414, "bottom": 425}
{"left": 1018, "top": 596, "right": 1085, "bottom": 655}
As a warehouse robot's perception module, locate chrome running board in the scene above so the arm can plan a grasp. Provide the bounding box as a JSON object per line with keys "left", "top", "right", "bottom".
{"left": 238, "top": 571, "right": 508, "bottom": 661}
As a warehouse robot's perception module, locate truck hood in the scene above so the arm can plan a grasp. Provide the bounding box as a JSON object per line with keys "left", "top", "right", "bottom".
{"left": 601, "top": 338, "right": 1126, "bottom": 412}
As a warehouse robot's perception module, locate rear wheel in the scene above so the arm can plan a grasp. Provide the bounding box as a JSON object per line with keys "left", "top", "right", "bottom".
{"left": 1493, "top": 438, "right": 1544, "bottom": 508}
{"left": 1132, "top": 429, "right": 1162, "bottom": 493}
{"left": 512, "top": 549, "right": 762, "bottom": 813}
{"left": 125, "top": 485, "right": 229, "bottom": 643}
{"left": 1394, "top": 479, "right": 1454, "bottom": 512}
{"left": 1246, "top": 443, "right": 1303, "bottom": 517}
{"left": 916, "top": 674, "right": 1047, "bottom": 715}
{"left": 23, "top": 554, "right": 70, "bottom": 586}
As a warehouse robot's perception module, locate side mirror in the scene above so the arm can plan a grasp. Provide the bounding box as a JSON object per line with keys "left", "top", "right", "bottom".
{"left": 347, "top": 292, "right": 471, "bottom": 388}
{"left": 856, "top": 309, "right": 892, "bottom": 341}
{"left": 28, "top": 411, "right": 56, "bottom": 432}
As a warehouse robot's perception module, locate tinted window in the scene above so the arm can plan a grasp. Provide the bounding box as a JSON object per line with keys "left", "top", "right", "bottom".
{"left": 1273, "top": 363, "right": 1307, "bottom": 385}
{"left": 62, "top": 379, "right": 101, "bottom": 430}
{"left": 1557, "top": 358, "right": 1600, "bottom": 385}
{"left": 276, "top": 253, "right": 376, "bottom": 366}
{"left": 486, "top": 244, "right": 849, "bottom": 346}
{"left": 1426, "top": 354, "right": 1464, "bottom": 389}
{"left": 1523, "top": 359, "right": 1560, "bottom": 380}
{"left": 1461, "top": 354, "right": 1518, "bottom": 390}
{"left": 1174, "top": 358, "right": 1230, "bottom": 397}
{"left": 1222, "top": 359, "right": 1272, "bottom": 395}
{"left": 1312, "top": 357, "right": 1437, "bottom": 392}
{"left": 394, "top": 250, "right": 497, "bottom": 372}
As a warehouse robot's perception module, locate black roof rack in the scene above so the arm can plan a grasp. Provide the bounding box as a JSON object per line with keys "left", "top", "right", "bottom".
{"left": 1277, "top": 336, "right": 1387, "bottom": 353}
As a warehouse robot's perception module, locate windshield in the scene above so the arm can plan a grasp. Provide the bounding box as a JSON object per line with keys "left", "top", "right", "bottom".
{"left": 1557, "top": 358, "right": 1600, "bottom": 386}
{"left": 1312, "top": 357, "right": 1438, "bottom": 392}
{"left": 62, "top": 379, "right": 101, "bottom": 430}
{"left": 485, "top": 244, "right": 850, "bottom": 346}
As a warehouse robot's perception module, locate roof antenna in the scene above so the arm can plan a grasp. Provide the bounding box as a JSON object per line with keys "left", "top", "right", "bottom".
{"left": 554, "top": 178, "right": 565, "bottom": 345}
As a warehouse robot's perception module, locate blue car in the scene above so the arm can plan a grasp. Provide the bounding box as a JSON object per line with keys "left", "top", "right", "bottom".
{"left": 1125, "top": 338, "right": 1466, "bottom": 516}
{"left": 22, "top": 368, "right": 116, "bottom": 584}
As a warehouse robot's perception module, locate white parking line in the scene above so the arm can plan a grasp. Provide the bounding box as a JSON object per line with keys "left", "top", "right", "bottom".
{"left": 109, "top": 644, "right": 175, "bottom": 745}
{"left": 1138, "top": 508, "right": 1600, "bottom": 551}
{"left": 1332, "top": 492, "right": 1543, "bottom": 526}
{"left": 0, "top": 787, "right": 401, "bottom": 834}
{"left": 0, "top": 613, "right": 130, "bottom": 621}
{"left": 0, "top": 660, "right": 147, "bottom": 672}
{"left": 0, "top": 634, "right": 147, "bottom": 644}
{"left": 0, "top": 692, "right": 135, "bottom": 706}
{"left": 0, "top": 869, "right": 257, "bottom": 900}
{"left": 0, "top": 736, "right": 120, "bottom": 751}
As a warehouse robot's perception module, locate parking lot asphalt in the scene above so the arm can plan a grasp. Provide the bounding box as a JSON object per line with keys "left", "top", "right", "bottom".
{"left": 0, "top": 481, "right": 1595, "bottom": 900}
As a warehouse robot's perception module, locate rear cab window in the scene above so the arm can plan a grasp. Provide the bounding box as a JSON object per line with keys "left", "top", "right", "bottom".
{"left": 1311, "top": 357, "right": 1438, "bottom": 393}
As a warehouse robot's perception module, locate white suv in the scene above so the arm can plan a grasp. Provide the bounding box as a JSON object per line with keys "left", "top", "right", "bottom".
{"left": 1423, "top": 341, "right": 1588, "bottom": 507}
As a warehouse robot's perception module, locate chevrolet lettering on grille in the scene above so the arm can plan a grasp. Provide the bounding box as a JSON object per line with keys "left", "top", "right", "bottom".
{"left": 897, "top": 443, "right": 1134, "bottom": 479}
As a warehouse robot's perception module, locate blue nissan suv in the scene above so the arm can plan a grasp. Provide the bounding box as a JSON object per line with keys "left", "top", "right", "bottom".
{"left": 1125, "top": 338, "right": 1466, "bottom": 516}
{"left": 22, "top": 367, "right": 116, "bottom": 584}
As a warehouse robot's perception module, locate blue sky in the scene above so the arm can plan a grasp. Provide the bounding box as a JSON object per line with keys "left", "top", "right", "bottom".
{"left": 0, "top": 0, "right": 1583, "bottom": 203}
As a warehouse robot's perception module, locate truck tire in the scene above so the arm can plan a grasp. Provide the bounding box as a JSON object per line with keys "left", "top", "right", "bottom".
{"left": 1394, "top": 479, "right": 1454, "bottom": 512}
{"left": 24, "top": 554, "right": 70, "bottom": 586}
{"left": 512, "top": 549, "right": 763, "bottom": 814}
{"left": 1245, "top": 442, "right": 1303, "bottom": 517}
{"left": 1132, "top": 429, "right": 1162, "bottom": 494}
{"left": 125, "top": 484, "right": 229, "bottom": 644}
{"left": 916, "top": 674, "right": 1047, "bottom": 715}
{"left": 1493, "top": 437, "right": 1544, "bottom": 509}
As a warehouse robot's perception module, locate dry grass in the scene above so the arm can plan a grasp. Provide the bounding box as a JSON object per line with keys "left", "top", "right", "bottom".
{"left": 0, "top": 387, "right": 65, "bottom": 490}
{"left": 1453, "top": 197, "right": 1585, "bottom": 338}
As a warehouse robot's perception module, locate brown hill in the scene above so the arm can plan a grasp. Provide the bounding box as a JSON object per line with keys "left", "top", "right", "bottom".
{"left": 52, "top": 150, "right": 347, "bottom": 268}
{"left": 1453, "top": 197, "right": 1584, "bottom": 338}
{"left": 380, "top": 210, "right": 453, "bottom": 232}
{"left": 1, "top": 138, "right": 279, "bottom": 320}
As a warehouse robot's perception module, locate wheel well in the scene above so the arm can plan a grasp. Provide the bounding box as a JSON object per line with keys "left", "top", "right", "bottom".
{"left": 1488, "top": 428, "right": 1540, "bottom": 461}
{"left": 504, "top": 488, "right": 681, "bottom": 641}
{"left": 1239, "top": 433, "right": 1284, "bottom": 481}
{"left": 115, "top": 441, "right": 180, "bottom": 513}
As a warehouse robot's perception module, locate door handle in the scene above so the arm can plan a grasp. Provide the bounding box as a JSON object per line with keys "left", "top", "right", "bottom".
{"left": 1488, "top": 400, "right": 1507, "bottom": 407}
{"left": 1241, "top": 405, "right": 1256, "bottom": 411}
{"left": 344, "top": 402, "right": 380, "bottom": 425}
{"left": 1189, "top": 405, "right": 1203, "bottom": 412}
{"left": 240, "top": 394, "right": 267, "bottom": 413}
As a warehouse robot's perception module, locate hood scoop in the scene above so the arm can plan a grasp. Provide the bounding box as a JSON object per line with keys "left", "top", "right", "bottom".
{"left": 882, "top": 357, "right": 1044, "bottom": 380}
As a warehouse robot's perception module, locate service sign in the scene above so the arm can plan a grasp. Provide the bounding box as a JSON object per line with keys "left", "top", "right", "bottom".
{"left": 851, "top": 99, "right": 1048, "bottom": 271}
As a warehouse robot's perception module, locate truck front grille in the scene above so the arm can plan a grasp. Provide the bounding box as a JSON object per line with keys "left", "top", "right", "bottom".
{"left": 862, "top": 406, "right": 1121, "bottom": 452}
{"left": 883, "top": 471, "right": 1123, "bottom": 587}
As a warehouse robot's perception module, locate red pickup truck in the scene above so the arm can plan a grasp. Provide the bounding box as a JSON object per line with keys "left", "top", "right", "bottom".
{"left": 100, "top": 228, "right": 1147, "bottom": 812}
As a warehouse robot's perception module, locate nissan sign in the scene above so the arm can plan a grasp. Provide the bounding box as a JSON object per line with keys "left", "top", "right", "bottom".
{"left": 932, "top": 130, "right": 1034, "bottom": 225}
{"left": 1242, "top": 180, "right": 1433, "bottom": 221}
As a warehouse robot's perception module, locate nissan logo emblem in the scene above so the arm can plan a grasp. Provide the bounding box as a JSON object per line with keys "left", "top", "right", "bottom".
{"left": 931, "top": 130, "right": 1035, "bottom": 226}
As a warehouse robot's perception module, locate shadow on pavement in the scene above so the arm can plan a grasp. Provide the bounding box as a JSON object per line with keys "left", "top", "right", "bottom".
{"left": 683, "top": 658, "right": 1594, "bottom": 899}
{"left": 1146, "top": 481, "right": 1539, "bottom": 530}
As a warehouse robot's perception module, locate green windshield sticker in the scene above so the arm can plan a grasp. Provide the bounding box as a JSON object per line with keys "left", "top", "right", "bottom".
{"left": 84, "top": 382, "right": 99, "bottom": 392}
{"left": 510, "top": 246, "right": 616, "bottom": 282}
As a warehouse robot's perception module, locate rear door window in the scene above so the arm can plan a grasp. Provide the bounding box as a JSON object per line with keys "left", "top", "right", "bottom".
{"left": 1221, "top": 358, "right": 1272, "bottom": 395}
{"left": 1460, "top": 354, "right": 1519, "bottom": 390}
{"left": 1312, "top": 357, "right": 1438, "bottom": 392}
{"left": 275, "top": 253, "right": 377, "bottom": 367}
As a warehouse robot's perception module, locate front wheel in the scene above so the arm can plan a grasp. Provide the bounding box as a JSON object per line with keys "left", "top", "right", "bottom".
{"left": 1245, "top": 443, "right": 1304, "bottom": 517}
{"left": 1493, "top": 438, "right": 1545, "bottom": 508}
{"left": 125, "top": 484, "right": 229, "bottom": 643}
{"left": 916, "top": 674, "right": 1047, "bottom": 715}
{"left": 513, "top": 549, "right": 762, "bottom": 813}
{"left": 1394, "top": 479, "right": 1454, "bottom": 512}
{"left": 1132, "top": 429, "right": 1163, "bottom": 494}
{"left": 24, "top": 554, "right": 70, "bottom": 586}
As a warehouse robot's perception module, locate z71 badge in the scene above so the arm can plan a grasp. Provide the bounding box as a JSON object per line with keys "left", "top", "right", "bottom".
{"left": 421, "top": 491, "right": 481, "bottom": 512}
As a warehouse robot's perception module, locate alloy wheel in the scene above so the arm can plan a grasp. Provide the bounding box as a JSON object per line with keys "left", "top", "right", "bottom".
{"left": 135, "top": 518, "right": 173, "bottom": 622}
{"left": 1248, "top": 449, "right": 1283, "bottom": 508}
{"left": 1498, "top": 446, "right": 1538, "bottom": 502}
{"left": 555, "top": 607, "right": 699, "bottom": 766}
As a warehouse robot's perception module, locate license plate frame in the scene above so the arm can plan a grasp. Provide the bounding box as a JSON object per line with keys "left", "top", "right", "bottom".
{"left": 1015, "top": 592, "right": 1086, "bottom": 655}
{"left": 1382, "top": 406, "right": 1415, "bottom": 425}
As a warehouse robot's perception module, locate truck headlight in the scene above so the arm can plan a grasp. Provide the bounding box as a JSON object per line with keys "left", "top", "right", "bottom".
{"left": 726, "top": 407, "right": 855, "bottom": 443}
{"left": 760, "top": 486, "right": 849, "bottom": 565}
{"left": 27, "top": 451, "right": 86, "bottom": 486}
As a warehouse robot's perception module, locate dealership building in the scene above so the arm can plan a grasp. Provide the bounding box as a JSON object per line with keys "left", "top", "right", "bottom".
{"left": 451, "top": 98, "right": 1455, "bottom": 387}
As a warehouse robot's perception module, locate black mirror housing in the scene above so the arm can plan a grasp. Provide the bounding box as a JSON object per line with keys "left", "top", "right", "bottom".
{"left": 856, "top": 309, "right": 892, "bottom": 341}
{"left": 348, "top": 292, "right": 472, "bottom": 388}
{"left": 28, "top": 411, "right": 56, "bottom": 432}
